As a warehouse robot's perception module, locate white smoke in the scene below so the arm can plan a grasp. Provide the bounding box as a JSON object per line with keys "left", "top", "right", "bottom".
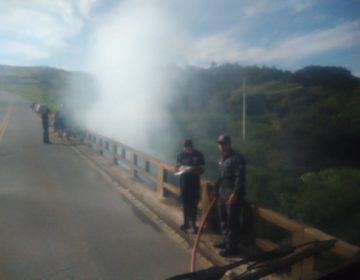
{"left": 79, "top": 1, "right": 186, "bottom": 158}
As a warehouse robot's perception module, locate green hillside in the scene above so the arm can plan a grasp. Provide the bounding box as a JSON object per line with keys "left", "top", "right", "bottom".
{"left": 0, "top": 65, "right": 96, "bottom": 111}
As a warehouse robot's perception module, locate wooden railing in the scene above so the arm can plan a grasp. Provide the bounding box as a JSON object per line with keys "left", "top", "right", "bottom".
{"left": 253, "top": 207, "right": 359, "bottom": 279}
{"left": 78, "top": 130, "right": 359, "bottom": 279}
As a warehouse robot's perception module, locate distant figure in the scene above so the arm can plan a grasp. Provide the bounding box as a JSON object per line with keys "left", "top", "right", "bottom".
{"left": 213, "top": 134, "right": 246, "bottom": 257}
{"left": 41, "top": 108, "right": 51, "bottom": 144}
{"left": 58, "top": 106, "right": 68, "bottom": 138}
{"left": 54, "top": 111, "right": 61, "bottom": 136}
{"left": 175, "top": 139, "right": 205, "bottom": 233}
{"left": 54, "top": 106, "right": 67, "bottom": 138}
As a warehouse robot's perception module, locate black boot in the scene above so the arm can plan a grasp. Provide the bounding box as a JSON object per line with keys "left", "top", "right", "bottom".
{"left": 189, "top": 226, "right": 198, "bottom": 234}
{"left": 180, "top": 224, "right": 189, "bottom": 231}
{"left": 213, "top": 241, "right": 226, "bottom": 249}
{"left": 219, "top": 248, "right": 238, "bottom": 257}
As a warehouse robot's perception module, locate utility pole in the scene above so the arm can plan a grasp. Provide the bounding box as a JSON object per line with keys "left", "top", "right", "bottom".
{"left": 242, "top": 78, "right": 246, "bottom": 141}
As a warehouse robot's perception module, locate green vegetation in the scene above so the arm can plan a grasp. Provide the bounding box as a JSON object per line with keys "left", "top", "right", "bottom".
{"left": 291, "top": 169, "right": 360, "bottom": 242}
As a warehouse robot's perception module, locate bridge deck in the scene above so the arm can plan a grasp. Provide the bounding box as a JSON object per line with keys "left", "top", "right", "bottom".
{"left": 0, "top": 92, "right": 196, "bottom": 279}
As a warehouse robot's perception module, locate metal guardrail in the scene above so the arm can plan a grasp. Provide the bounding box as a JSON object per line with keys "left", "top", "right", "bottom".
{"left": 78, "top": 130, "right": 359, "bottom": 280}
{"left": 80, "top": 130, "right": 213, "bottom": 204}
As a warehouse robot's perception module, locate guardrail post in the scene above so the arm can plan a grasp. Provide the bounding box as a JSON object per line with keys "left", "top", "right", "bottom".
{"left": 121, "top": 147, "right": 126, "bottom": 159}
{"left": 291, "top": 229, "right": 316, "bottom": 280}
{"left": 81, "top": 131, "right": 87, "bottom": 144}
{"left": 157, "top": 165, "right": 165, "bottom": 198}
{"left": 131, "top": 152, "right": 137, "bottom": 178}
{"left": 91, "top": 135, "right": 95, "bottom": 149}
{"left": 112, "top": 143, "right": 117, "bottom": 164}
{"left": 82, "top": 132, "right": 88, "bottom": 144}
{"left": 86, "top": 134, "right": 92, "bottom": 148}
{"left": 199, "top": 180, "right": 210, "bottom": 219}
{"left": 98, "top": 138, "right": 103, "bottom": 156}
{"left": 291, "top": 231, "right": 304, "bottom": 279}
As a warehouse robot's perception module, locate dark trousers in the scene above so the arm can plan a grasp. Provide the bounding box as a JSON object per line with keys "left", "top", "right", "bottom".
{"left": 43, "top": 127, "right": 49, "bottom": 143}
{"left": 182, "top": 196, "right": 199, "bottom": 227}
{"left": 218, "top": 197, "right": 242, "bottom": 250}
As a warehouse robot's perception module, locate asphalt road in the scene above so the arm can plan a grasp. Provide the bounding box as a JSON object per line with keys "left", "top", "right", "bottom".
{"left": 0, "top": 92, "right": 192, "bottom": 280}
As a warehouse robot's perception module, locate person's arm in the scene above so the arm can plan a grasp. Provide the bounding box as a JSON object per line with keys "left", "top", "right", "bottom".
{"left": 174, "top": 153, "right": 182, "bottom": 172}
{"left": 229, "top": 155, "right": 246, "bottom": 203}
{"left": 199, "top": 152, "right": 205, "bottom": 174}
{"left": 211, "top": 158, "right": 222, "bottom": 199}
{"left": 193, "top": 151, "right": 205, "bottom": 175}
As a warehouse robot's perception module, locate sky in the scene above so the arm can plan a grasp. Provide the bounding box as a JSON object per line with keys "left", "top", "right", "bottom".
{"left": 0, "top": 0, "right": 359, "bottom": 76}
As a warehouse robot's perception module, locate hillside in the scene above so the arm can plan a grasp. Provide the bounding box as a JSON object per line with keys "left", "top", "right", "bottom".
{"left": 0, "top": 65, "right": 96, "bottom": 111}
{"left": 171, "top": 65, "right": 360, "bottom": 170}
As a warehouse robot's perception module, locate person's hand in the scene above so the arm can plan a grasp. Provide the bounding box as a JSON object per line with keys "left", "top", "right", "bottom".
{"left": 192, "top": 167, "right": 204, "bottom": 175}
{"left": 227, "top": 192, "right": 238, "bottom": 204}
{"left": 209, "top": 191, "right": 217, "bottom": 201}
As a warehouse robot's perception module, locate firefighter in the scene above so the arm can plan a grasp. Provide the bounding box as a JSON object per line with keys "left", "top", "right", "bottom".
{"left": 214, "top": 134, "right": 246, "bottom": 257}
{"left": 41, "top": 108, "right": 51, "bottom": 144}
{"left": 175, "top": 139, "right": 205, "bottom": 234}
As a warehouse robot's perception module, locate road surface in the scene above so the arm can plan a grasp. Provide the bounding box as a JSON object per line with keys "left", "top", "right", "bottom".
{"left": 0, "top": 92, "right": 192, "bottom": 280}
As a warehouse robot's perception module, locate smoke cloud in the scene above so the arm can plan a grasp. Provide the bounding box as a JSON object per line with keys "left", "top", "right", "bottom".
{"left": 78, "top": 1, "right": 186, "bottom": 159}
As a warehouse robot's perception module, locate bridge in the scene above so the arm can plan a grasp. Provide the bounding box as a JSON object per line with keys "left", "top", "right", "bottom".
{"left": 0, "top": 91, "right": 359, "bottom": 279}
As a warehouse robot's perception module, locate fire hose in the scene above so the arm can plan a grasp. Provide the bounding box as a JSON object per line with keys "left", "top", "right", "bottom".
{"left": 190, "top": 197, "right": 217, "bottom": 272}
{"left": 167, "top": 194, "right": 337, "bottom": 280}
{"left": 167, "top": 239, "right": 337, "bottom": 280}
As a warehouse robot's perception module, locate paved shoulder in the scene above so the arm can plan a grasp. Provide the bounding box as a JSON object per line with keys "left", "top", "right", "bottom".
{"left": 0, "top": 93, "right": 191, "bottom": 279}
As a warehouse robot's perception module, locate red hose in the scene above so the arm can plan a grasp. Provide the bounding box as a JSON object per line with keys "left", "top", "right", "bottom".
{"left": 190, "top": 197, "right": 217, "bottom": 272}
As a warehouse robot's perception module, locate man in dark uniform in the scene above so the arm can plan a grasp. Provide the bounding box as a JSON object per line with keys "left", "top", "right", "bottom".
{"left": 214, "top": 134, "right": 246, "bottom": 257}
{"left": 41, "top": 108, "right": 51, "bottom": 144}
{"left": 175, "top": 139, "right": 205, "bottom": 233}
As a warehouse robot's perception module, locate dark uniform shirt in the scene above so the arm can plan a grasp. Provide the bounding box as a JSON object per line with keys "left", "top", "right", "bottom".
{"left": 216, "top": 149, "right": 246, "bottom": 200}
{"left": 176, "top": 150, "right": 205, "bottom": 200}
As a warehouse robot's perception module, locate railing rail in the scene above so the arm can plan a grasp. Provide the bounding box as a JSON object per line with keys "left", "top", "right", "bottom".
{"left": 78, "top": 129, "right": 359, "bottom": 280}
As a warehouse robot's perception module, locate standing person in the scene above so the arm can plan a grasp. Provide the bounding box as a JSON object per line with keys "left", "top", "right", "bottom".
{"left": 54, "top": 111, "right": 60, "bottom": 136}
{"left": 214, "top": 134, "right": 246, "bottom": 257}
{"left": 58, "top": 105, "right": 66, "bottom": 138}
{"left": 41, "top": 108, "right": 51, "bottom": 144}
{"left": 175, "top": 139, "right": 205, "bottom": 233}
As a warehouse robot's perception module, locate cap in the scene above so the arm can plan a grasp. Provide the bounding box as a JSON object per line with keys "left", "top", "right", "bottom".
{"left": 217, "top": 134, "right": 231, "bottom": 144}
{"left": 183, "top": 139, "right": 193, "bottom": 147}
